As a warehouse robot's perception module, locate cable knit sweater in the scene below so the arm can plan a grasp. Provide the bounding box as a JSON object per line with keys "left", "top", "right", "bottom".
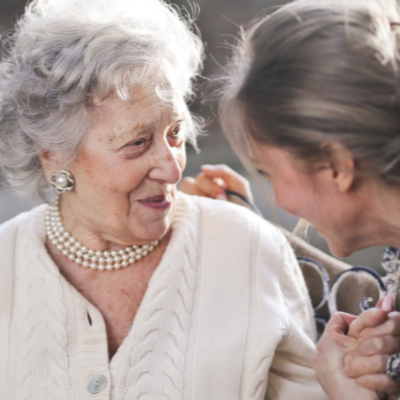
{"left": 0, "top": 193, "right": 327, "bottom": 400}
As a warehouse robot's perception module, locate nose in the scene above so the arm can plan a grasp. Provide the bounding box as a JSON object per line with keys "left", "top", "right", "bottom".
{"left": 147, "top": 144, "right": 184, "bottom": 184}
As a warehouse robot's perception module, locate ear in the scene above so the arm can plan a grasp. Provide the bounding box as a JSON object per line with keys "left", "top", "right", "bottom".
{"left": 39, "top": 150, "right": 59, "bottom": 183}
{"left": 324, "top": 143, "right": 355, "bottom": 193}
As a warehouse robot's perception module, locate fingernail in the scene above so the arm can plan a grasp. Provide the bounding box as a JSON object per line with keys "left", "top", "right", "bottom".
{"left": 216, "top": 193, "right": 227, "bottom": 201}
{"left": 201, "top": 164, "right": 215, "bottom": 170}
{"left": 382, "top": 295, "right": 394, "bottom": 312}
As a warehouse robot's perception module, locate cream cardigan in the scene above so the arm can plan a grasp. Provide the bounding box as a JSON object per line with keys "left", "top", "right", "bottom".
{"left": 0, "top": 193, "right": 327, "bottom": 400}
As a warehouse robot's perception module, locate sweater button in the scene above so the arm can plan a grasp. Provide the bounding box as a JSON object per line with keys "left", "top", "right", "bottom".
{"left": 88, "top": 374, "right": 107, "bottom": 394}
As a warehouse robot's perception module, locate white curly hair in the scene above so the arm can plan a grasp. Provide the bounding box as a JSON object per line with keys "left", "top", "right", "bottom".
{"left": 0, "top": 0, "right": 204, "bottom": 197}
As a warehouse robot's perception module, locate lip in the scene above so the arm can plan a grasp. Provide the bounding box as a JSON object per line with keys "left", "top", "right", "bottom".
{"left": 138, "top": 193, "right": 173, "bottom": 210}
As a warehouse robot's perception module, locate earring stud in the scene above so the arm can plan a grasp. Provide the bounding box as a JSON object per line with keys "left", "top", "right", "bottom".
{"left": 51, "top": 170, "right": 75, "bottom": 193}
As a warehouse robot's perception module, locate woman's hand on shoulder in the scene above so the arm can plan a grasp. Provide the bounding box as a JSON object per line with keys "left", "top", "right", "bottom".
{"left": 343, "top": 296, "right": 400, "bottom": 399}
{"left": 180, "top": 164, "right": 253, "bottom": 202}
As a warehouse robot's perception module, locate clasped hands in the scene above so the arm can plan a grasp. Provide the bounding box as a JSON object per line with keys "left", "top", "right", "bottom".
{"left": 314, "top": 296, "right": 400, "bottom": 400}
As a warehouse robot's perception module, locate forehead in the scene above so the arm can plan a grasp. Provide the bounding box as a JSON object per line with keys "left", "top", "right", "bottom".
{"left": 91, "top": 85, "right": 186, "bottom": 141}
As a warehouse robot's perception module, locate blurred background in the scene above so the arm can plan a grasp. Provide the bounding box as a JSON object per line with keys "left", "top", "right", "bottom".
{"left": 0, "top": 0, "right": 385, "bottom": 273}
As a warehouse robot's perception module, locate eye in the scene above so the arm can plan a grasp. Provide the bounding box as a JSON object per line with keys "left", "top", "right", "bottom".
{"left": 257, "top": 169, "right": 269, "bottom": 179}
{"left": 130, "top": 139, "right": 146, "bottom": 147}
{"left": 168, "top": 123, "right": 184, "bottom": 145}
{"left": 122, "top": 136, "right": 152, "bottom": 158}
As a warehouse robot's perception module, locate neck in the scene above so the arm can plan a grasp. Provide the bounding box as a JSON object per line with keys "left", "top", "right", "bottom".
{"left": 352, "top": 180, "right": 400, "bottom": 250}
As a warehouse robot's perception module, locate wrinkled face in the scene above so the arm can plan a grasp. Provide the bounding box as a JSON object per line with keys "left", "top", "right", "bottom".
{"left": 63, "top": 85, "right": 188, "bottom": 244}
{"left": 249, "top": 140, "right": 363, "bottom": 257}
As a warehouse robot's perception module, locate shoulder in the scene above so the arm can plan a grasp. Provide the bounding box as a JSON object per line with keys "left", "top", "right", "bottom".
{"left": 178, "top": 193, "right": 289, "bottom": 277}
{"left": 179, "top": 192, "right": 285, "bottom": 243}
{"left": 0, "top": 205, "right": 47, "bottom": 245}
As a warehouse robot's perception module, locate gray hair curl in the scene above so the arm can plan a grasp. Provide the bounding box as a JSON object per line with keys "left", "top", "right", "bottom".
{"left": 221, "top": 0, "right": 400, "bottom": 184}
{"left": 0, "top": 0, "right": 204, "bottom": 197}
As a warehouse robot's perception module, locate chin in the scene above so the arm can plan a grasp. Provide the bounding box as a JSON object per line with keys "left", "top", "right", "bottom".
{"left": 326, "top": 239, "right": 355, "bottom": 259}
{"left": 132, "top": 216, "right": 172, "bottom": 242}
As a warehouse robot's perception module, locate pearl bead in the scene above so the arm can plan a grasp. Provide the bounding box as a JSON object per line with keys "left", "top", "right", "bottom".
{"left": 46, "top": 197, "right": 159, "bottom": 272}
{"left": 56, "top": 175, "right": 67, "bottom": 187}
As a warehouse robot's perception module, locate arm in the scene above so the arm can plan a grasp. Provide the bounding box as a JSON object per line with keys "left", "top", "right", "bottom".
{"left": 252, "top": 225, "right": 326, "bottom": 400}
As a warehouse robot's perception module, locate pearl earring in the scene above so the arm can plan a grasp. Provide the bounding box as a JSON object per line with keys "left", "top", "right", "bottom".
{"left": 51, "top": 170, "right": 75, "bottom": 193}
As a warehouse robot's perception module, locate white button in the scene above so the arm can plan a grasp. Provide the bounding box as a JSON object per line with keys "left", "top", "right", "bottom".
{"left": 88, "top": 374, "right": 107, "bottom": 394}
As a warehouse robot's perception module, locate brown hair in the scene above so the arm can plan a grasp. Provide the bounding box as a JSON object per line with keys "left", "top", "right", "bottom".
{"left": 220, "top": 0, "right": 400, "bottom": 183}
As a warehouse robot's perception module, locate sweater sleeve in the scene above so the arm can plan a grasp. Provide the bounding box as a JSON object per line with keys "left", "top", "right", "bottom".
{"left": 250, "top": 220, "right": 328, "bottom": 400}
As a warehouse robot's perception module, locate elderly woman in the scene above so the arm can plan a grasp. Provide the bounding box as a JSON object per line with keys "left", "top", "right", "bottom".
{"left": 181, "top": 0, "right": 400, "bottom": 399}
{"left": 0, "top": 0, "right": 327, "bottom": 398}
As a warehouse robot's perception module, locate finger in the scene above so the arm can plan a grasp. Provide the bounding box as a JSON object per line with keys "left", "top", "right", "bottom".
{"left": 328, "top": 312, "right": 358, "bottom": 335}
{"left": 344, "top": 353, "right": 389, "bottom": 378}
{"left": 201, "top": 164, "right": 253, "bottom": 201}
{"left": 348, "top": 308, "right": 389, "bottom": 338}
{"left": 356, "top": 373, "right": 400, "bottom": 396}
{"left": 180, "top": 177, "right": 209, "bottom": 197}
{"left": 379, "top": 296, "right": 394, "bottom": 313}
{"left": 359, "top": 313, "right": 400, "bottom": 340}
{"left": 194, "top": 173, "right": 227, "bottom": 200}
{"left": 348, "top": 335, "right": 400, "bottom": 358}
{"left": 323, "top": 312, "right": 358, "bottom": 347}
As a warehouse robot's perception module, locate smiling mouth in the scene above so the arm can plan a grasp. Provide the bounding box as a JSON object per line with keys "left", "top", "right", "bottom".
{"left": 138, "top": 194, "right": 173, "bottom": 209}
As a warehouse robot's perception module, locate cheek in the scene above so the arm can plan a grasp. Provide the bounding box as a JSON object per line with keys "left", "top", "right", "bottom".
{"left": 74, "top": 150, "right": 148, "bottom": 194}
{"left": 174, "top": 145, "right": 187, "bottom": 172}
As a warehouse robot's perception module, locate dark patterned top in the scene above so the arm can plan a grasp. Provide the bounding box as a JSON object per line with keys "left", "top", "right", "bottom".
{"left": 382, "top": 247, "right": 400, "bottom": 294}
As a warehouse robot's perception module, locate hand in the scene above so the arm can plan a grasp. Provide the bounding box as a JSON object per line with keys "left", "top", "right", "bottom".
{"left": 313, "top": 312, "right": 379, "bottom": 400}
{"left": 180, "top": 164, "right": 253, "bottom": 202}
{"left": 344, "top": 296, "right": 400, "bottom": 399}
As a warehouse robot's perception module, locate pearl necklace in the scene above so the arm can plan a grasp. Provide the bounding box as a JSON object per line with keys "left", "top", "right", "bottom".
{"left": 45, "top": 195, "right": 159, "bottom": 271}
